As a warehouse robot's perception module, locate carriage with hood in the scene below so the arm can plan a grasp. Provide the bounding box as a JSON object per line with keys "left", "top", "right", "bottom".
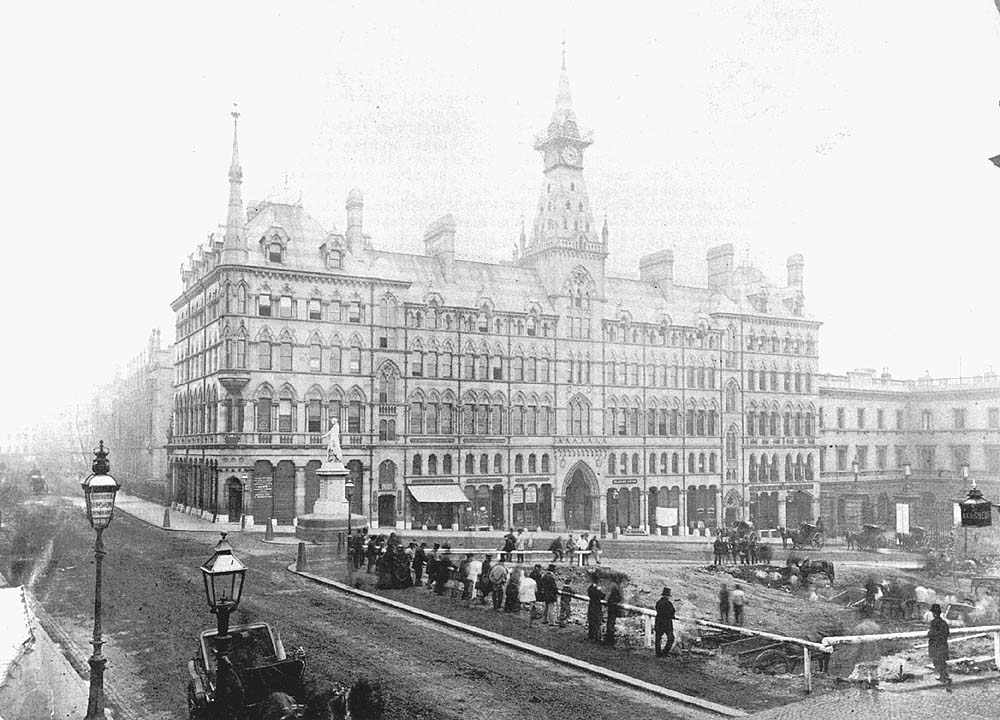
{"left": 781, "top": 521, "right": 825, "bottom": 550}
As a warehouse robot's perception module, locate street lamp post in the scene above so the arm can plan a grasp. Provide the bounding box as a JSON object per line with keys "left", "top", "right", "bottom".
{"left": 200, "top": 532, "right": 247, "bottom": 711}
{"left": 81, "top": 441, "right": 121, "bottom": 720}
{"left": 345, "top": 475, "right": 355, "bottom": 564}
{"left": 962, "top": 464, "right": 971, "bottom": 556}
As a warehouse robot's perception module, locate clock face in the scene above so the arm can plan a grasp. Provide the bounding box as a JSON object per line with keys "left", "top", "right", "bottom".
{"left": 561, "top": 146, "right": 580, "bottom": 165}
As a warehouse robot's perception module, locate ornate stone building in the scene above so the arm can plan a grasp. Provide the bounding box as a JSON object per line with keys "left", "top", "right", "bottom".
{"left": 168, "top": 58, "right": 821, "bottom": 532}
{"left": 95, "top": 329, "right": 174, "bottom": 502}
{"left": 817, "top": 368, "right": 1000, "bottom": 533}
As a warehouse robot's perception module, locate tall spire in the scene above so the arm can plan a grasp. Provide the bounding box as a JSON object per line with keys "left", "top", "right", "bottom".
{"left": 552, "top": 42, "right": 576, "bottom": 126}
{"left": 222, "top": 104, "right": 248, "bottom": 264}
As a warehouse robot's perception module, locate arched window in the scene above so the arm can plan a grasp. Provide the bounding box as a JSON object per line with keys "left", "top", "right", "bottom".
{"left": 479, "top": 454, "right": 489, "bottom": 475}
{"left": 541, "top": 454, "right": 550, "bottom": 473}
{"left": 409, "top": 400, "right": 423, "bottom": 434}
{"left": 494, "top": 453, "right": 503, "bottom": 474}
{"left": 279, "top": 341, "right": 293, "bottom": 372}
{"left": 465, "top": 454, "right": 475, "bottom": 474}
{"left": 726, "top": 382, "right": 738, "bottom": 413}
{"left": 349, "top": 342, "right": 361, "bottom": 374}
{"left": 608, "top": 454, "right": 617, "bottom": 475}
{"left": 515, "top": 454, "right": 524, "bottom": 473}
{"left": 568, "top": 396, "right": 590, "bottom": 435}
{"left": 428, "top": 454, "right": 438, "bottom": 475}
{"left": 631, "top": 454, "right": 639, "bottom": 474}
{"left": 277, "top": 390, "right": 295, "bottom": 432}
{"left": 378, "top": 369, "right": 396, "bottom": 403}
{"left": 258, "top": 339, "right": 272, "bottom": 371}
{"left": 443, "top": 454, "right": 453, "bottom": 474}
{"left": 412, "top": 454, "right": 422, "bottom": 475}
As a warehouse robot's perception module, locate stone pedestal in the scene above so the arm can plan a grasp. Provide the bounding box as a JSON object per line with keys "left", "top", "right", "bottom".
{"left": 295, "top": 458, "right": 368, "bottom": 543}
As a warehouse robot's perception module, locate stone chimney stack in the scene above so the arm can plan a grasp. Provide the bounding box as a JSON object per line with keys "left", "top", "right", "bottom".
{"left": 346, "top": 188, "right": 363, "bottom": 249}
{"left": 707, "top": 243, "right": 735, "bottom": 297}
{"left": 639, "top": 250, "right": 674, "bottom": 301}
{"left": 424, "top": 214, "right": 456, "bottom": 280}
{"left": 787, "top": 254, "right": 804, "bottom": 291}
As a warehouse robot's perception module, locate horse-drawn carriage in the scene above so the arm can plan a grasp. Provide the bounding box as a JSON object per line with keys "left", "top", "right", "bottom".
{"left": 187, "top": 621, "right": 382, "bottom": 720}
{"left": 187, "top": 621, "right": 307, "bottom": 720}
{"left": 850, "top": 524, "right": 888, "bottom": 552}
{"left": 782, "top": 521, "right": 825, "bottom": 550}
{"left": 896, "top": 525, "right": 928, "bottom": 552}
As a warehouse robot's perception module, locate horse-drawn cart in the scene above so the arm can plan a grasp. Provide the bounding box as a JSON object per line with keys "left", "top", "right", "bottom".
{"left": 853, "top": 524, "right": 888, "bottom": 552}
{"left": 720, "top": 635, "right": 825, "bottom": 675}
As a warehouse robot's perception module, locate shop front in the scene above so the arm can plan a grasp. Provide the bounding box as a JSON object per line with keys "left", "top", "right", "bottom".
{"left": 407, "top": 483, "right": 471, "bottom": 530}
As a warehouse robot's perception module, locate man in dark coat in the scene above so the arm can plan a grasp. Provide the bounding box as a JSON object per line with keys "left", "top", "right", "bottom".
{"left": 604, "top": 581, "right": 623, "bottom": 646}
{"left": 539, "top": 564, "right": 559, "bottom": 624}
{"left": 587, "top": 578, "right": 605, "bottom": 641}
{"left": 928, "top": 603, "right": 952, "bottom": 686}
{"left": 654, "top": 587, "right": 676, "bottom": 658}
{"left": 412, "top": 543, "right": 427, "bottom": 585}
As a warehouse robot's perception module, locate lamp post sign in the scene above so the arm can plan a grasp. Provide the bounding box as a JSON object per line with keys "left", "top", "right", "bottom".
{"left": 959, "top": 466, "right": 993, "bottom": 528}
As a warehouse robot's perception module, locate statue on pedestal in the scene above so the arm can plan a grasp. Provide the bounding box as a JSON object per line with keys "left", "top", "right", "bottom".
{"left": 321, "top": 420, "right": 344, "bottom": 464}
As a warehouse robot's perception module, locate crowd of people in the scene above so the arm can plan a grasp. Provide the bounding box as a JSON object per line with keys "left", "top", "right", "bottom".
{"left": 343, "top": 528, "right": 661, "bottom": 650}
{"left": 712, "top": 531, "right": 769, "bottom": 565}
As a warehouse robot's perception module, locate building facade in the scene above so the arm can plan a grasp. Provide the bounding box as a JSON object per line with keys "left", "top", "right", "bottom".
{"left": 95, "top": 330, "right": 174, "bottom": 502}
{"left": 817, "top": 368, "right": 1000, "bottom": 534}
{"left": 169, "top": 59, "right": 822, "bottom": 533}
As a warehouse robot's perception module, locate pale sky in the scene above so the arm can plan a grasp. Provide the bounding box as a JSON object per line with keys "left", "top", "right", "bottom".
{"left": 2, "top": 2, "right": 999, "bottom": 433}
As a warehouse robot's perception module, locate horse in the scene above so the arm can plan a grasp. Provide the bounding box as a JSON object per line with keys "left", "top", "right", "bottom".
{"left": 787, "top": 557, "right": 835, "bottom": 585}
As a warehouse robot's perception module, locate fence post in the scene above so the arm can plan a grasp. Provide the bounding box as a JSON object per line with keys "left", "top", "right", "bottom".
{"left": 296, "top": 542, "right": 307, "bottom": 572}
{"left": 994, "top": 631, "right": 1000, "bottom": 671}
{"left": 644, "top": 615, "right": 653, "bottom": 649}
{"left": 803, "top": 646, "right": 812, "bottom": 693}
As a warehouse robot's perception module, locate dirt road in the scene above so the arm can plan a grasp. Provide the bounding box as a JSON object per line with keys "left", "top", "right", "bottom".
{"left": 3, "top": 498, "right": 732, "bottom": 719}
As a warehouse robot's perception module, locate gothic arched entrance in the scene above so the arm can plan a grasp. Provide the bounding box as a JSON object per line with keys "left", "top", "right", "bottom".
{"left": 563, "top": 462, "right": 596, "bottom": 530}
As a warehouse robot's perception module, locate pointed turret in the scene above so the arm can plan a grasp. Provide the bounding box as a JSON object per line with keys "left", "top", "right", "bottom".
{"left": 221, "top": 105, "right": 248, "bottom": 265}
{"left": 551, "top": 42, "right": 576, "bottom": 128}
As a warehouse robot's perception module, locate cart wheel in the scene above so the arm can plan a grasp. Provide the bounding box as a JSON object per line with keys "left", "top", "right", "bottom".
{"left": 753, "top": 650, "right": 790, "bottom": 674}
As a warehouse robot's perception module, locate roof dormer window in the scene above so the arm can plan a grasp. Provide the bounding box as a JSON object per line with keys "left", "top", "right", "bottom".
{"left": 268, "top": 242, "right": 283, "bottom": 263}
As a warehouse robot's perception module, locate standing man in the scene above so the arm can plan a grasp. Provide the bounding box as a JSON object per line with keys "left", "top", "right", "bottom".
{"left": 928, "top": 604, "right": 953, "bottom": 686}
{"left": 587, "top": 577, "right": 605, "bottom": 642}
{"left": 558, "top": 579, "right": 573, "bottom": 628}
{"left": 730, "top": 583, "right": 746, "bottom": 626}
{"left": 539, "top": 564, "right": 559, "bottom": 624}
{"left": 654, "top": 587, "right": 676, "bottom": 658}
{"left": 488, "top": 557, "right": 510, "bottom": 611}
{"left": 587, "top": 534, "right": 602, "bottom": 565}
{"left": 412, "top": 543, "right": 427, "bottom": 586}
{"left": 604, "top": 581, "right": 623, "bottom": 646}
{"left": 718, "top": 583, "right": 731, "bottom": 624}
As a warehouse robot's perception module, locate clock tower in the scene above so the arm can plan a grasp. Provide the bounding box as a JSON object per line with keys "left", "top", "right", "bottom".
{"left": 520, "top": 49, "right": 607, "bottom": 292}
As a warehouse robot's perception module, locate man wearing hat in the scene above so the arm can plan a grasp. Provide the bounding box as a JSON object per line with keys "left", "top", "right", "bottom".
{"left": 655, "top": 587, "right": 676, "bottom": 658}
{"left": 539, "top": 564, "right": 559, "bottom": 624}
{"left": 928, "top": 603, "right": 952, "bottom": 686}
